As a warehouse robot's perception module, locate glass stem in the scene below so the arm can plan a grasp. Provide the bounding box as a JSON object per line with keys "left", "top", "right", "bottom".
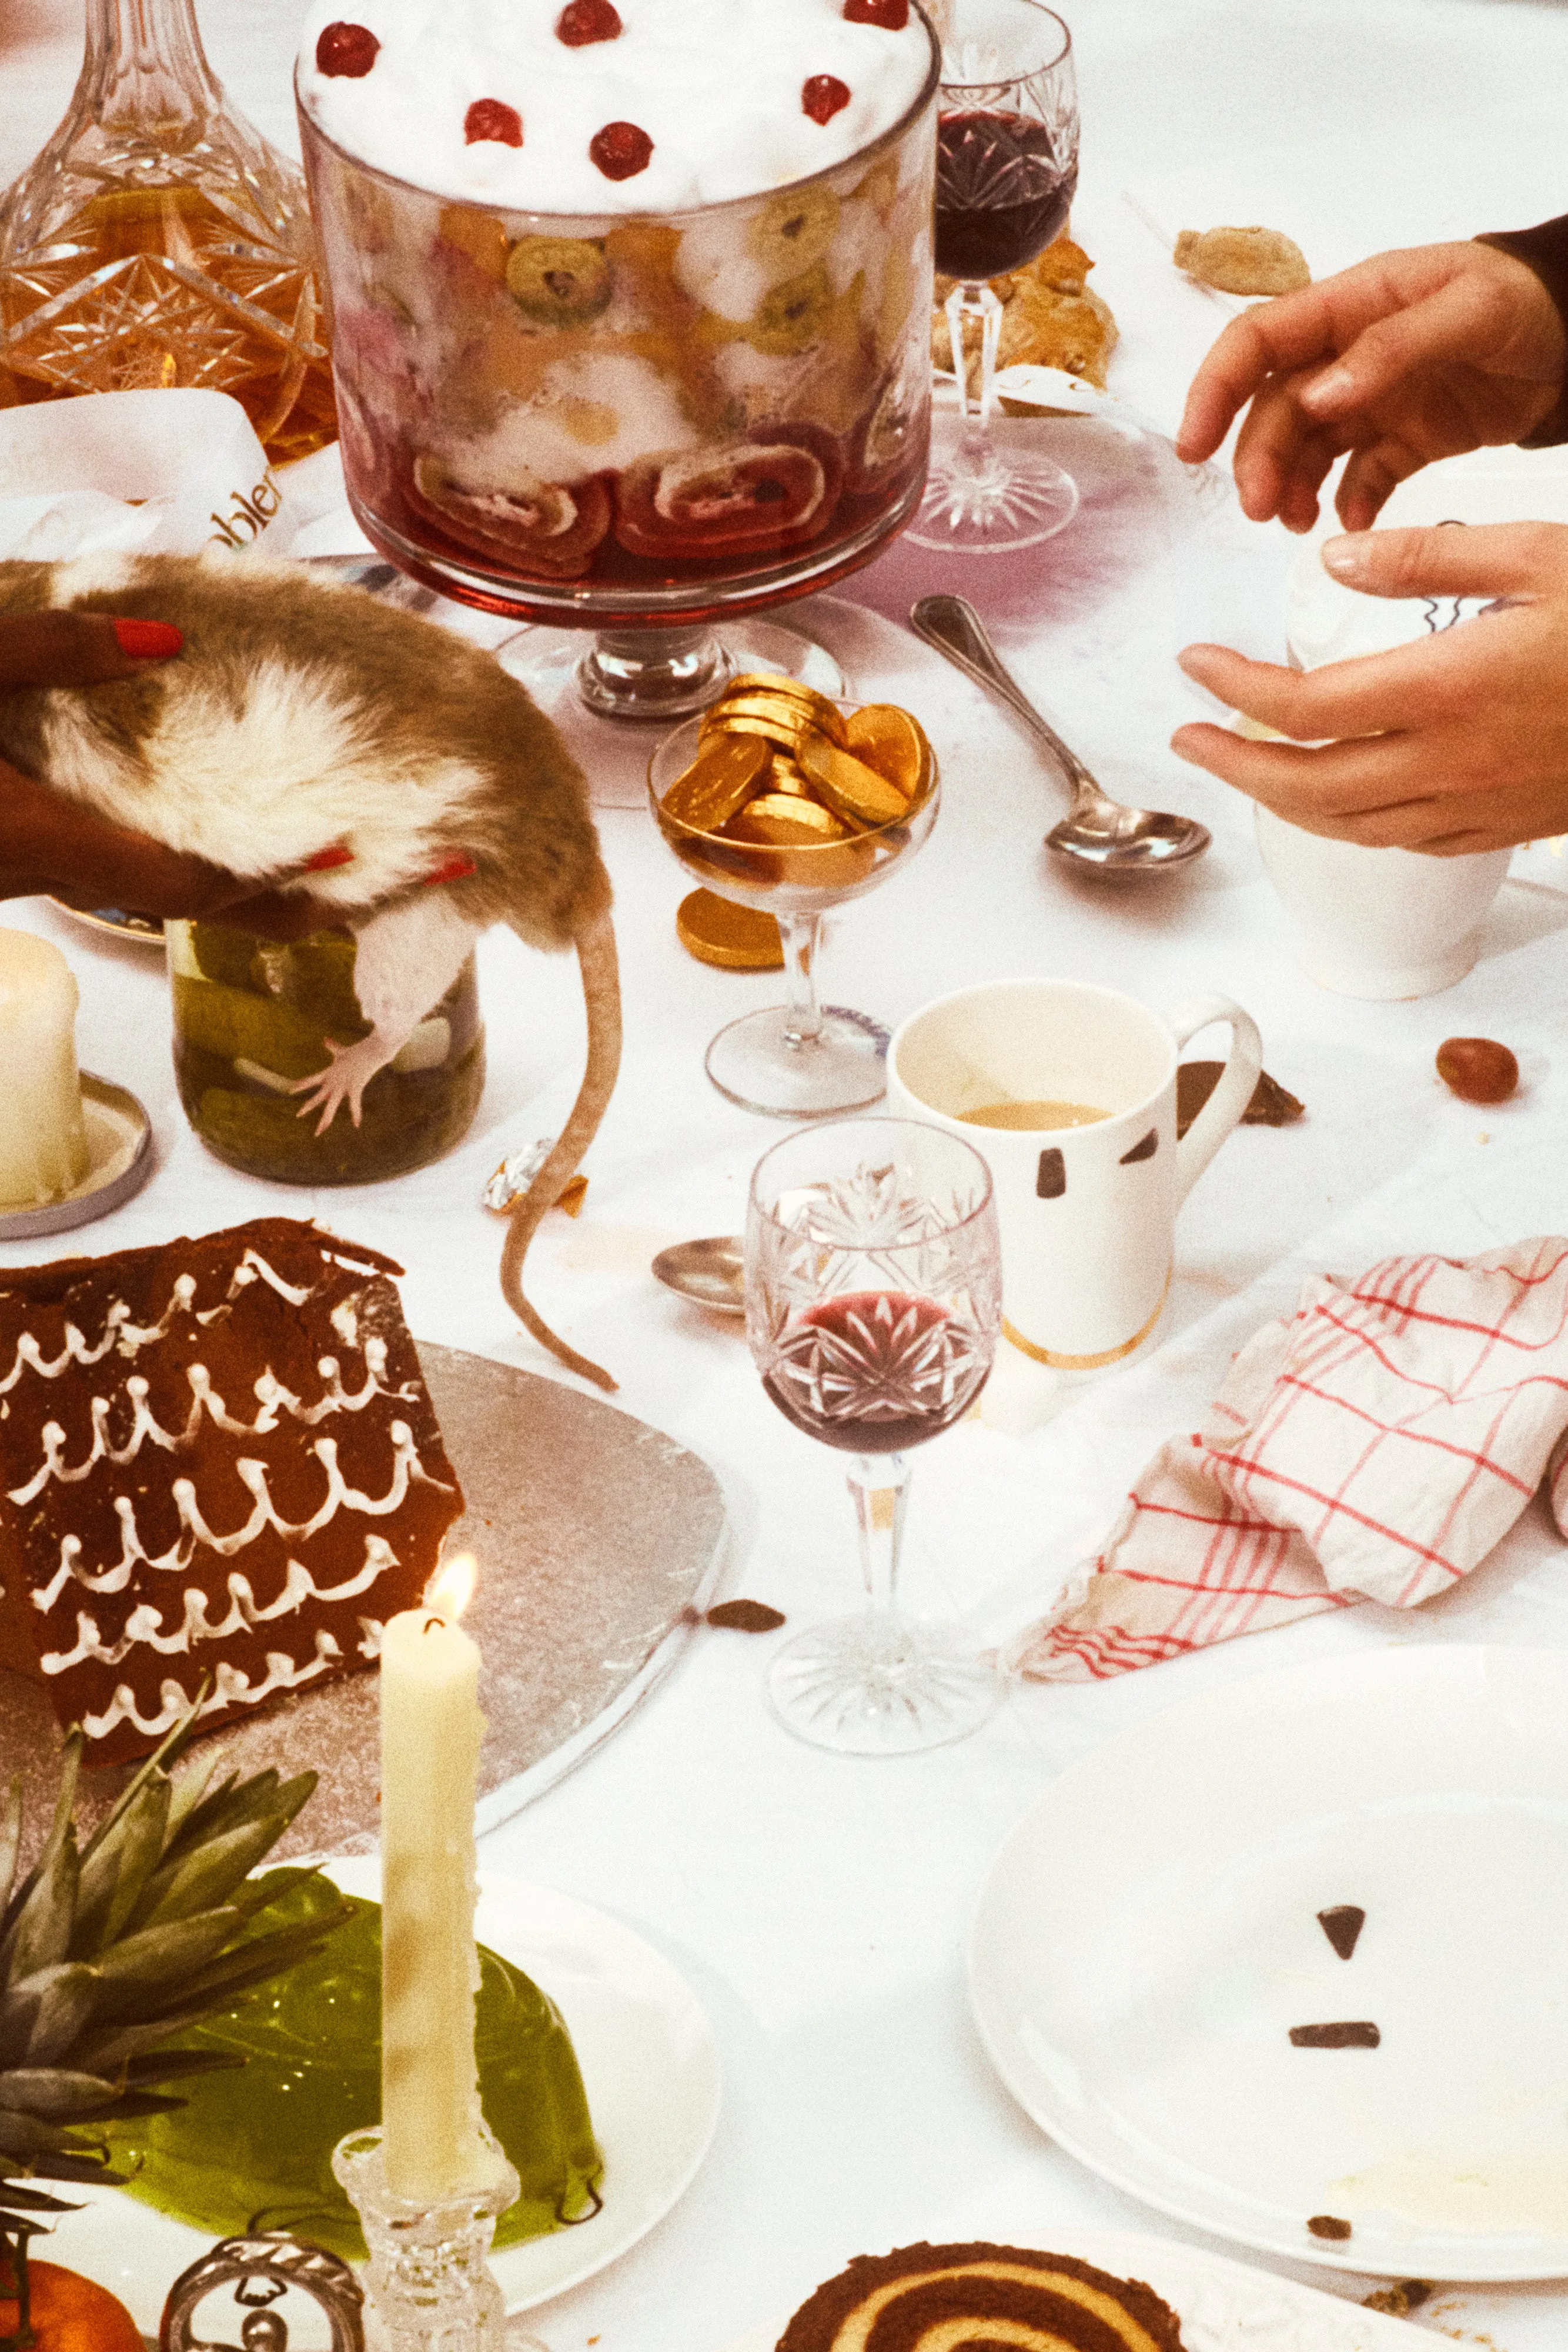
{"left": 779, "top": 913, "right": 824, "bottom": 1050}
{"left": 947, "top": 279, "right": 1005, "bottom": 474}
{"left": 847, "top": 1451, "right": 912, "bottom": 1619}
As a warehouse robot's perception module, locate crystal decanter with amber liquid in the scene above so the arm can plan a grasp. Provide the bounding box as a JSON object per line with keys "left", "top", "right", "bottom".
{"left": 0, "top": 0, "right": 337, "bottom": 463}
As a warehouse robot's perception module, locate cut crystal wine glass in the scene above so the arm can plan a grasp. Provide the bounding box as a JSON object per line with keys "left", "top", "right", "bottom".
{"left": 746, "top": 1117, "right": 1002, "bottom": 1753}
{"left": 908, "top": 0, "right": 1081, "bottom": 554}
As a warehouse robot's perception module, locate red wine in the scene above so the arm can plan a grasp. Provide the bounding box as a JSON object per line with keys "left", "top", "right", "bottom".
{"left": 934, "top": 109, "right": 1076, "bottom": 281}
{"left": 762, "top": 1290, "right": 990, "bottom": 1453}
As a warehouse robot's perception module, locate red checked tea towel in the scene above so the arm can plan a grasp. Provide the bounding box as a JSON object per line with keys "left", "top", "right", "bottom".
{"left": 1006, "top": 1237, "right": 1568, "bottom": 1681}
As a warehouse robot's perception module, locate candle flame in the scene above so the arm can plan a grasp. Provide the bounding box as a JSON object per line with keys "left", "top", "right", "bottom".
{"left": 424, "top": 1551, "right": 477, "bottom": 1623}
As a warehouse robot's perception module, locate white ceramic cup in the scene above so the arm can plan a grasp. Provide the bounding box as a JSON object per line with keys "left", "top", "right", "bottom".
{"left": 1253, "top": 806, "right": 1512, "bottom": 1001}
{"left": 887, "top": 979, "right": 1262, "bottom": 1368}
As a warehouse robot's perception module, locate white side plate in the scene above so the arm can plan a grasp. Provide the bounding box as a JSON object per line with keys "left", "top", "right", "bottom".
{"left": 968, "top": 1646, "right": 1568, "bottom": 2280}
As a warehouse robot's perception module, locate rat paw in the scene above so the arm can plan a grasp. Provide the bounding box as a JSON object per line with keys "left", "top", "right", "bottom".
{"left": 290, "top": 1034, "right": 392, "bottom": 1134}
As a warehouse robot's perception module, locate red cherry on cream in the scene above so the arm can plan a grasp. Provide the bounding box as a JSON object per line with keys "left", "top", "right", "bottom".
{"left": 589, "top": 121, "right": 653, "bottom": 180}
{"left": 464, "top": 98, "right": 523, "bottom": 145}
{"left": 843, "top": 0, "right": 908, "bottom": 24}
{"left": 556, "top": 0, "right": 623, "bottom": 43}
{"left": 802, "top": 75, "right": 851, "bottom": 124}
{"left": 315, "top": 19, "right": 380, "bottom": 75}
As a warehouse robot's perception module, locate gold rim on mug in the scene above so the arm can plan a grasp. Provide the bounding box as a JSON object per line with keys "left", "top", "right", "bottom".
{"left": 1002, "top": 1267, "right": 1171, "bottom": 1370}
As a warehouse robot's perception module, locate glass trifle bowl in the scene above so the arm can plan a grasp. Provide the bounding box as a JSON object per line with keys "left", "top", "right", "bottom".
{"left": 295, "top": 0, "right": 941, "bottom": 770}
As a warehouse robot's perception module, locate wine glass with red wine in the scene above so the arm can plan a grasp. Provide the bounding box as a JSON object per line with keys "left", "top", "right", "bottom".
{"left": 908, "top": 0, "right": 1081, "bottom": 554}
{"left": 745, "top": 1118, "right": 1003, "bottom": 1755}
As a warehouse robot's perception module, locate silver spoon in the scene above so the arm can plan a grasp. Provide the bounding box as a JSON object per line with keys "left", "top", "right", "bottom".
{"left": 908, "top": 593, "right": 1210, "bottom": 873}
{"left": 652, "top": 1236, "right": 745, "bottom": 1315}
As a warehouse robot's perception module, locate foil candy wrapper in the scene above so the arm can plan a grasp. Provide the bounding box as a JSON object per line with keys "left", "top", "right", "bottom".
{"left": 483, "top": 1137, "right": 588, "bottom": 1217}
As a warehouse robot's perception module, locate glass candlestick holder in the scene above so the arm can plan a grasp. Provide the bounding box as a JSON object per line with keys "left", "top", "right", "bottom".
{"left": 332, "top": 2125, "right": 529, "bottom": 2352}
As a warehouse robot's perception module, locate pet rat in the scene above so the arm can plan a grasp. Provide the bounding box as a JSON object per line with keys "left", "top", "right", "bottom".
{"left": 0, "top": 550, "right": 621, "bottom": 1392}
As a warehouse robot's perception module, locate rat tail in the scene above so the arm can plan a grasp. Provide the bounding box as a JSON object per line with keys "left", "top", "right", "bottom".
{"left": 499, "top": 901, "right": 622, "bottom": 1391}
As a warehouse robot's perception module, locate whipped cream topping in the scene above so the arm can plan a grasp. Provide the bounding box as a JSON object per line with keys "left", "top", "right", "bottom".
{"left": 297, "top": 0, "right": 932, "bottom": 215}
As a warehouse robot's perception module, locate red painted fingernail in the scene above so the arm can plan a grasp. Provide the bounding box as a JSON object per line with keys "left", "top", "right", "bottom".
{"left": 112, "top": 617, "right": 183, "bottom": 659}
{"left": 305, "top": 844, "right": 355, "bottom": 871}
{"left": 423, "top": 854, "right": 478, "bottom": 886}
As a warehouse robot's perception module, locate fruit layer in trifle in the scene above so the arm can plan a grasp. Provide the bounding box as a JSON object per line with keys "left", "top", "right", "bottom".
{"left": 297, "top": 0, "right": 938, "bottom": 600}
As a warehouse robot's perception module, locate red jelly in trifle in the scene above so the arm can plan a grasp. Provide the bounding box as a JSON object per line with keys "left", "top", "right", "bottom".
{"left": 296, "top": 0, "right": 940, "bottom": 622}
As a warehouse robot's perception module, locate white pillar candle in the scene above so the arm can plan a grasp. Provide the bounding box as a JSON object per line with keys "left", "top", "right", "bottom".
{"left": 0, "top": 929, "right": 89, "bottom": 1208}
{"left": 379, "top": 1555, "right": 490, "bottom": 2204}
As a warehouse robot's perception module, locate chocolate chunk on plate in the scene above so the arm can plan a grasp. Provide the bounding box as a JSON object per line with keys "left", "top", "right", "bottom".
{"left": 1290, "top": 2021, "right": 1380, "bottom": 2049}
{"left": 1176, "top": 1060, "right": 1304, "bottom": 1138}
{"left": 1307, "top": 2215, "right": 1353, "bottom": 2241}
{"left": 707, "top": 1599, "right": 786, "bottom": 1633}
{"left": 1316, "top": 1903, "right": 1366, "bottom": 1960}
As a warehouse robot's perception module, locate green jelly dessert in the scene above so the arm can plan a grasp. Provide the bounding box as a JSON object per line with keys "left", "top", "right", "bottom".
{"left": 105, "top": 1876, "right": 603, "bottom": 2260}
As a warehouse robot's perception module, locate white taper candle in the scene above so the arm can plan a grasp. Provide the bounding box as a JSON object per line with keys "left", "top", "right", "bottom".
{"left": 379, "top": 1557, "right": 489, "bottom": 2203}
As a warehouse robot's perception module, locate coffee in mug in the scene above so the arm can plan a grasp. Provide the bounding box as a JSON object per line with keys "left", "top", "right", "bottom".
{"left": 888, "top": 980, "right": 1261, "bottom": 1367}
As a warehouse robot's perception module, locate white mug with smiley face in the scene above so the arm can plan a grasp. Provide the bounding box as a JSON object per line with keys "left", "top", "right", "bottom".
{"left": 887, "top": 979, "right": 1262, "bottom": 1368}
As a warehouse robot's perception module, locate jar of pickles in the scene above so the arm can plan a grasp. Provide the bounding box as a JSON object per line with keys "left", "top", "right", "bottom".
{"left": 168, "top": 922, "right": 484, "bottom": 1184}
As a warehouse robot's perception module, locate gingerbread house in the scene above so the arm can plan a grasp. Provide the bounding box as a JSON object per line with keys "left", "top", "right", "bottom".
{"left": 0, "top": 1217, "right": 464, "bottom": 1766}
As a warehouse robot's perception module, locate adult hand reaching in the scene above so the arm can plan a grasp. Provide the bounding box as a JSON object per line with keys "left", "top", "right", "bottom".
{"left": 1176, "top": 239, "right": 1568, "bottom": 532}
{"left": 1172, "top": 521, "right": 1568, "bottom": 854}
{"left": 0, "top": 609, "right": 337, "bottom": 940}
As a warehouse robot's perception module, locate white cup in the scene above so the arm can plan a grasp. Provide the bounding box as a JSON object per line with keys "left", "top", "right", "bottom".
{"left": 1253, "top": 806, "right": 1511, "bottom": 1001}
{"left": 887, "top": 979, "right": 1261, "bottom": 1368}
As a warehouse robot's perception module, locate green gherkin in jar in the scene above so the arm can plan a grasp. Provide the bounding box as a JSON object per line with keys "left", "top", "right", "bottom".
{"left": 169, "top": 920, "right": 485, "bottom": 1183}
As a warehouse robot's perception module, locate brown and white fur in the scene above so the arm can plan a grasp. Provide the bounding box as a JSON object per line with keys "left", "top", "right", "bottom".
{"left": 0, "top": 552, "right": 622, "bottom": 1391}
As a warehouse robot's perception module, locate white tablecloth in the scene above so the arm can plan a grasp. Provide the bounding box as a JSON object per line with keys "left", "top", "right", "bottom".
{"left": 8, "top": 4, "right": 1568, "bottom": 2346}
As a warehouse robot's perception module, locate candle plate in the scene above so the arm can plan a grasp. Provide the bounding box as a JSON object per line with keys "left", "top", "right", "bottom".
{"left": 39, "top": 1866, "right": 723, "bottom": 2330}
{"left": 0, "top": 1343, "right": 728, "bottom": 1862}
{"left": 0, "top": 1070, "right": 153, "bottom": 1241}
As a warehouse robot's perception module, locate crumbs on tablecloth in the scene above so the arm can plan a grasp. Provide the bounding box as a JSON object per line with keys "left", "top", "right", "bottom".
{"left": 707, "top": 1599, "right": 787, "bottom": 1633}
{"left": 1362, "top": 2280, "right": 1433, "bottom": 2315}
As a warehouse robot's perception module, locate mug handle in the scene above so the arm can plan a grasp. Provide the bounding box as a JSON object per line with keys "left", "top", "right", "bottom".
{"left": 1166, "top": 992, "right": 1263, "bottom": 1207}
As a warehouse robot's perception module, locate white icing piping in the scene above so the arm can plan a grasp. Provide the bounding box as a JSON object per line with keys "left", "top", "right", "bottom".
{"left": 28, "top": 1426, "right": 450, "bottom": 1608}
{"left": 39, "top": 1536, "right": 400, "bottom": 1671}
{"left": 8, "top": 1342, "right": 416, "bottom": 1504}
{"left": 1, "top": 1251, "right": 340, "bottom": 1393}
{"left": 82, "top": 1628, "right": 343, "bottom": 1740}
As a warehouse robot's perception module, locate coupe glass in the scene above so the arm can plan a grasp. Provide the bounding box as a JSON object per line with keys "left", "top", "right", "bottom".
{"left": 908, "top": 0, "right": 1081, "bottom": 554}
{"left": 746, "top": 1118, "right": 1002, "bottom": 1754}
{"left": 296, "top": 20, "right": 940, "bottom": 793}
{"left": 650, "top": 708, "right": 940, "bottom": 1118}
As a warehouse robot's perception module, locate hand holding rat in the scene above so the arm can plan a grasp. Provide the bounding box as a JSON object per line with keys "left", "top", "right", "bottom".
{"left": 0, "top": 610, "right": 334, "bottom": 938}
{"left": 1176, "top": 240, "right": 1567, "bottom": 532}
{"left": 1173, "top": 521, "right": 1568, "bottom": 853}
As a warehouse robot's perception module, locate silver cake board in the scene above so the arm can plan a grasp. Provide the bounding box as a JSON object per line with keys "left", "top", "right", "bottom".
{"left": 3, "top": 1343, "right": 728, "bottom": 1866}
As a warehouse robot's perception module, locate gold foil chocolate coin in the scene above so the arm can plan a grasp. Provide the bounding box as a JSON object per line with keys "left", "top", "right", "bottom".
{"left": 676, "top": 889, "right": 784, "bottom": 970}
{"left": 844, "top": 703, "right": 931, "bottom": 800}
{"left": 663, "top": 731, "right": 772, "bottom": 831}
{"left": 797, "top": 734, "right": 910, "bottom": 827}
{"left": 727, "top": 791, "right": 850, "bottom": 847}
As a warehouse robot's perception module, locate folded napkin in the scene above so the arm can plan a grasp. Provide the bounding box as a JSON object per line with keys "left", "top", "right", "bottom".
{"left": 1006, "top": 1237, "right": 1568, "bottom": 1681}
{"left": 0, "top": 387, "right": 324, "bottom": 562}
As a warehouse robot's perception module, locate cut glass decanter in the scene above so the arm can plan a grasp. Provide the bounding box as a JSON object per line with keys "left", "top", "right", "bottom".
{"left": 0, "top": 0, "right": 336, "bottom": 463}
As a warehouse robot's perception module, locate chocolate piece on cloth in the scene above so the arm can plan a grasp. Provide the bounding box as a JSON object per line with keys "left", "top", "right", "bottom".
{"left": 777, "top": 2241, "right": 1186, "bottom": 2352}
{"left": 0, "top": 1216, "right": 464, "bottom": 1765}
{"left": 1004, "top": 1238, "right": 1568, "bottom": 1681}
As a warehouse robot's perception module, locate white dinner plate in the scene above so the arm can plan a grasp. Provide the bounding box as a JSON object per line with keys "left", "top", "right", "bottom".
{"left": 40, "top": 1866, "right": 722, "bottom": 2332}
{"left": 720, "top": 2226, "right": 1416, "bottom": 2351}
{"left": 968, "top": 1646, "right": 1568, "bottom": 2282}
